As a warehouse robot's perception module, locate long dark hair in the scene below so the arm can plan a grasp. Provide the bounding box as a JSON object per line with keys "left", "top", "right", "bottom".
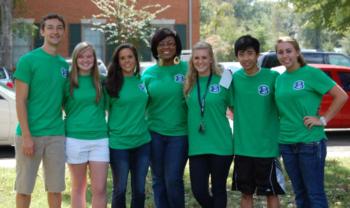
{"left": 105, "top": 43, "right": 140, "bottom": 98}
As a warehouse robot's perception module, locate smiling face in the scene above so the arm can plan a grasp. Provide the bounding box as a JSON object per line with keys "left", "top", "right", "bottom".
{"left": 40, "top": 18, "right": 65, "bottom": 47}
{"left": 276, "top": 41, "right": 301, "bottom": 71}
{"left": 192, "top": 48, "right": 212, "bottom": 76}
{"left": 77, "top": 47, "right": 95, "bottom": 75}
{"left": 156, "top": 36, "right": 177, "bottom": 62}
{"left": 119, "top": 48, "right": 136, "bottom": 76}
{"left": 237, "top": 47, "right": 259, "bottom": 74}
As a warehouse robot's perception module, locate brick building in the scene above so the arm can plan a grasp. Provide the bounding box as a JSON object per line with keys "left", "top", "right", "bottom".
{"left": 13, "top": 0, "right": 200, "bottom": 64}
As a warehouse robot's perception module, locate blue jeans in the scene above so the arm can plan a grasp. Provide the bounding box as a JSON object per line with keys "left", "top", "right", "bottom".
{"left": 279, "top": 139, "right": 328, "bottom": 208}
{"left": 189, "top": 154, "right": 233, "bottom": 208}
{"left": 150, "top": 131, "right": 188, "bottom": 208}
{"left": 109, "top": 143, "right": 151, "bottom": 208}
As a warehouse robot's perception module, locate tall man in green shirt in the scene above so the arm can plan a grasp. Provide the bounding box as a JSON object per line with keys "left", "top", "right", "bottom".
{"left": 14, "top": 14, "right": 69, "bottom": 208}
{"left": 231, "top": 35, "right": 285, "bottom": 208}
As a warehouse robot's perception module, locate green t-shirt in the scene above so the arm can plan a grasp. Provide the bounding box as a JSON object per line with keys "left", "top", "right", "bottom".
{"left": 106, "top": 76, "right": 151, "bottom": 149}
{"left": 14, "top": 48, "right": 69, "bottom": 136}
{"left": 232, "top": 68, "right": 279, "bottom": 157}
{"left": 275, "top": 65, "right": 336, "bottom": 144}
{"left": 186, "top": 74, "right": 234, "bottom": 156}
{"left": 142, "top": 61, "right": 188, "bottom": 136}
{"left": 63, "top": 75, "right": 107, "bottom": 139}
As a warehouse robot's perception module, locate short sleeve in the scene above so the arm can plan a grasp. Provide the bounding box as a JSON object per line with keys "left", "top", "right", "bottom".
{"left": 226, "top": 83, "right": 234, "bottom": 109}
{"left": 309, "top": 67, "right": 336, "bottom": 95}
{"left": 102, "top": 86, "right": 110, "bottom": 111}
{"left": 14, "top": 55, "right": 32, "bottom": 84}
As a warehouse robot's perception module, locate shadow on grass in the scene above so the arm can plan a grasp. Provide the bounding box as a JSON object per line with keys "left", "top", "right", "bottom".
{"left": 63, "top": 159, "right": 350, "bottom": 207}
{"left": 1, "top": 158, "right": 349, "bottom": 207}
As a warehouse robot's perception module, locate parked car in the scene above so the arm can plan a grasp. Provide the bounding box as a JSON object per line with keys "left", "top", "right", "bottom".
{"left": 272, "top": 64, "right": 350, "bottom": 129}
{"left": 181, "top": 49, "right": 192, "bottom": 62}
{"left": 258, "top": 51, "right": 350, "bottom": 68}
{"left": 218, "top": 62, "right": 242, "bottom": 73}
{"left": 0, "top": 84, "right": 16, "bottom": 146}
{"left": 65, "top": 58, "right": 108, "bottom": 77}
{"left": 140, "top": 61, "right": 156, "bottom": 74}
{"left": 0, "top": 67, "right": 14, "bottom": 89}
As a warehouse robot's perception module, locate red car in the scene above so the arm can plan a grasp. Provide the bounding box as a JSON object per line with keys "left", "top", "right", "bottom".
{"left": 272, "top": 64, "right": 350, "bottom": 129}
{"left": 227, "top": 64, "right": 350, "bottom": 129}
{"left": 311, "top": 64, "right": 350, "bottom": 128}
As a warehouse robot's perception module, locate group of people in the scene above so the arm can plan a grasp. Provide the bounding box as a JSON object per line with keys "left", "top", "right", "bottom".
{"left": 13, "top": 13, "right": 348, "bottom": 208}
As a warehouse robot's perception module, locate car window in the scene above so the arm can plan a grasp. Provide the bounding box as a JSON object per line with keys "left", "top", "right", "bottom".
{"left": 302, "top": 53, "right": 324, "bottom": 64}
{"left": 328, "top": 54, "right": 350, "bottom": 67}
{"left": 323, "top": 71, "right": 332, "bottom": 78}
{"left": 0, "top": 68, "right": 6, "bottom": 79}
{"left": 338, "top": 72, "right": 350, "bottom": 92}
{"left": 260, "top": 53, "right": 281, "bottom": 68}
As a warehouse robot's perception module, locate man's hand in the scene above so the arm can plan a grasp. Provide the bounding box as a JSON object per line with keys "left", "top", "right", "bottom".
{"left": 22, "top": 135, "right": 34, "bottom": 157}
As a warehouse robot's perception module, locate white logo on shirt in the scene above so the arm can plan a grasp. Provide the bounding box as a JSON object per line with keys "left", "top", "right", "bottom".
{"left": 61, "top": 67, "right": 68, "bottom": 78}
{"left": 293, "top": 80, "right": 305, "bottom": 90}
{"left": 258, "top": 84, "right": 270, "bottom": 96}
{"left": 209, "top": 84, "right": 221, "bottom": 94}
{"left": 174, "top": 74, "right": 185, "bottom": 83}
{"left": 138, "top": 83, "right": 147, "bottom": 92}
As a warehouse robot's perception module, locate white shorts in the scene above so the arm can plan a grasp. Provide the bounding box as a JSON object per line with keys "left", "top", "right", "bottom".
{"left": 65, "top": 137, "right": 109, "bottom": 164}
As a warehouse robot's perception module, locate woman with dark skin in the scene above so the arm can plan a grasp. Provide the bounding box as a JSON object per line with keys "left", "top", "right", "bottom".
{"left": 142, "top": 28, "right": 188, "bottom": 208}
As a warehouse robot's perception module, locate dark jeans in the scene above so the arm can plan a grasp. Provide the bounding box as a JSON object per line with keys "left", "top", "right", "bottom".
{"left": 280, "top": 139, "right": 328, "bottom": 208}
{"left": 189, "top": 154, "right": 233, "bottom": 208}
{"left": 150, "top": 131, "right": 188, "bottom": 208}
{"left": 110, "top": 143, "right": 151, "bottom": 208}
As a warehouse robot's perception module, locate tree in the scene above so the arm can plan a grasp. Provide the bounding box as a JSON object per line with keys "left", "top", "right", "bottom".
{"left": 289, "top": 0, "right": 350, "bottom": 33}
{"left": 90, "top": 0, "right": 170, "bottom": 46}
{"left": 0, "top": 0, "right": 13, "bottom": 70}
{"left": 0, "top": 0, "right": 28, "bottom": 70}
{"left": 201, "top": 0, "right": 243, "bottom": 61}
{"left": 340, "top": 31, "right": 350, "bottom": 55}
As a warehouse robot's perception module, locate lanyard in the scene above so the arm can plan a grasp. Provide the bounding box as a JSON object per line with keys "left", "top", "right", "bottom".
{"left": 196, "top": 72, "right": 212, "bottom": 118}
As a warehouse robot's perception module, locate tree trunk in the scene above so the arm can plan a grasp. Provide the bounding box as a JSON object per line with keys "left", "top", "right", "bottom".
{"left": 0, "top": 0, "right": 13, "bottom": 70}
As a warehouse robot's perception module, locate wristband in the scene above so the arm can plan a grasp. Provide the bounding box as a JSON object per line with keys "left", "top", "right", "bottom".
{"left": 320, "top": 116, "right": 327, "bottom": 126}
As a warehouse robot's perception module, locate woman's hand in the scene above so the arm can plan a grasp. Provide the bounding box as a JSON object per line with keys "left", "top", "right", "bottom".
{"left": 303, "top": 116, "right": 323, "bottom": 129}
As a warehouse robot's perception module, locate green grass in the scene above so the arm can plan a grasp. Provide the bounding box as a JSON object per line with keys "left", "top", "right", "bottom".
{"left": 0, "top": 158, "right": 350, "bottom": 208}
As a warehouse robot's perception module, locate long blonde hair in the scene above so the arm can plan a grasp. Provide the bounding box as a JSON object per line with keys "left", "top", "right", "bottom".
{"left": 184, "top": 41, "right": 222, "bottom": 96}
{"left": 70, "top": 42, "right": 101, "bottom": 102}
{"left": 275, "top": 36, "right": 307, "bottom": 67}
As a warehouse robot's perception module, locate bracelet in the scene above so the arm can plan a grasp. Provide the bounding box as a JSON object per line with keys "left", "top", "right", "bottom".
{"left": 320, "top": 116, "right": 327, "bottom": 126}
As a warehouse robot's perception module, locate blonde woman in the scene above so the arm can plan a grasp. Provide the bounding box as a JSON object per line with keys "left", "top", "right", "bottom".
{"left": 184, "top": 41, "right": 234, "bottom": 208}
{"left": 64, "top": 42, "right": 108, "bottom": 208}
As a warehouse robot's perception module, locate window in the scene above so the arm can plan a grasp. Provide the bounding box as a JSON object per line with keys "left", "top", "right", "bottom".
{"left": 151, "top": 19, "right": 175, "bottom": 30}
{"left": 0, "top": 68, "right": 6, "bottom": 79}
{"left": 12, "top": 19, "right": 34, "bottom": 66}
{"left": 302, "top": 53, "right": 324, "bottom": 64}
{"left": 338, "top": 72, "right": 350, "bottom": 92}
{"left": 328, "top": 54, "right": 350, "bottom": 67}
{"left": 323, "top": 71, "right": 332, "bottom": 78}
{"left": 81, "top": 19, "right": 106, "bottom": 62}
